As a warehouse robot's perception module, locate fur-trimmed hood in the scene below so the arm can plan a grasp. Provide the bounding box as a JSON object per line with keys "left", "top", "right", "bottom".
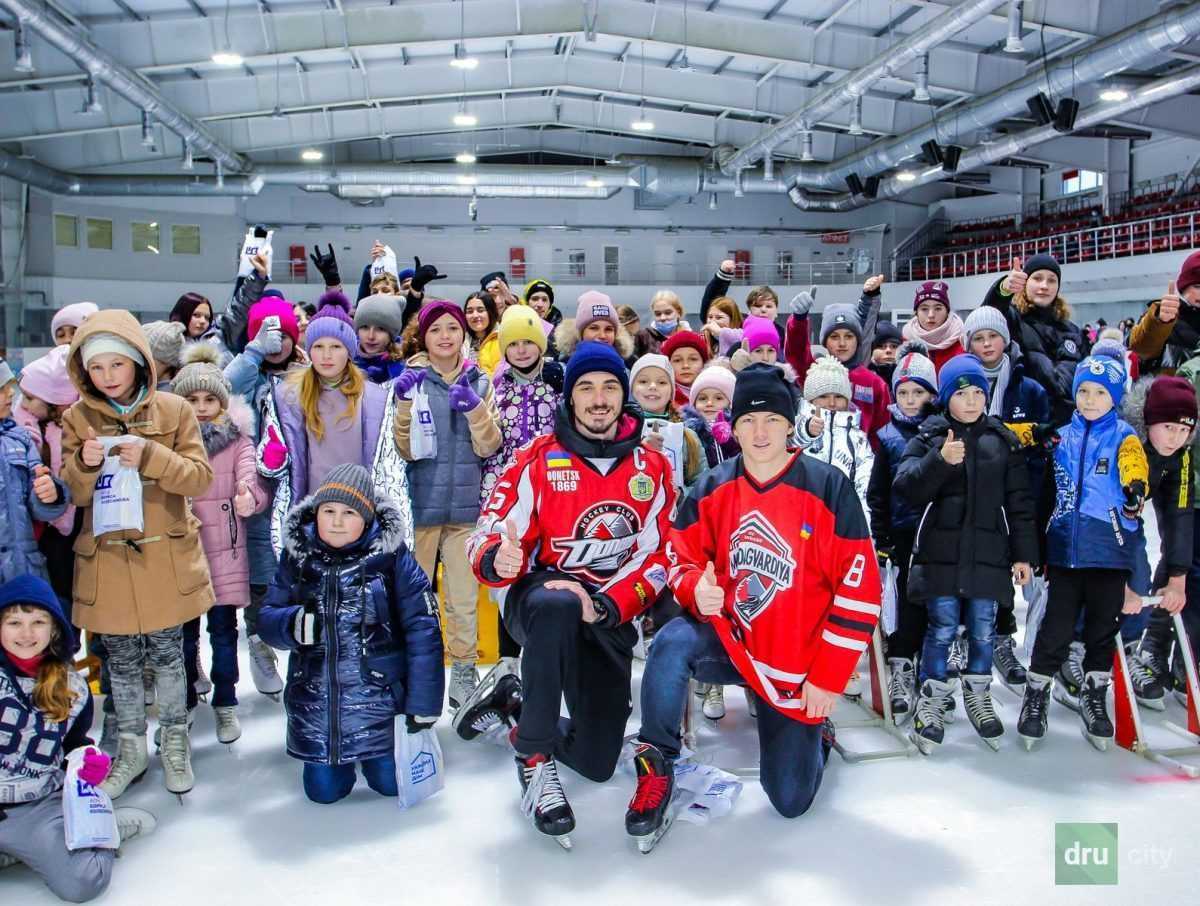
{"left": 282, "top": 491, "right": 407, "bottom": 563}
{"left": 553, "top": 317, "right": 635, "bottom": 361}
{"left": 197, "top": 395, "right": 255, "bottom": 456}
{"left": 729, "top": 348, "right": 798, "bottom": 383}
{"left": 1122, "top": 375, "right": 1153, "bottom": 443}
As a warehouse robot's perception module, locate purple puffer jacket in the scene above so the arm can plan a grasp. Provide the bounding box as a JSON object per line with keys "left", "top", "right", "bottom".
{"left": 273, "top": 373, "right": 389, "bottom": 503}
{"left": 193, "top": 399, "right": 268, "bottom": 606}
{"left": 479, "top": 362, "right": 562, "bottom": 505}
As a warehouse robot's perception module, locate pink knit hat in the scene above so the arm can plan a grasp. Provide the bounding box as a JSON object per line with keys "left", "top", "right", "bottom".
{"left": 575, "top": 291, "right": 618, "bottom": 333}
{"left": 19, "top": 345, "right": 79, "bottom": 406}
{"left": 741, "top": 315, "right": 781, "bottom": 354}
{"left": 50, "top": 302, "right": 98, "bottom": 339}
{"left": 689, "top": 365, "right": 736, "bottom": 406}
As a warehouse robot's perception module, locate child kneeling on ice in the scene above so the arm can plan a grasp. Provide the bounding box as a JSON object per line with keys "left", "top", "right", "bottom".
{"left": 894, "top": 355, "right": 1037, "bottom": 753}
{"left": 1018, "top": 355, "right": 1149, "bottom": 752}
{"left": 0, "top": 575, "right": 154, "bottom": 902}
{"left": 258, "top": 465, "right": 444, "bottom": 803}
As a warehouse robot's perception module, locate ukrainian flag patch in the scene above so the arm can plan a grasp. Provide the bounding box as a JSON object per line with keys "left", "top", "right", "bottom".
{"left": 546, "top": 450, "right": 572, "bottom": 468}
{"left": 800, "top": 523, "right": 813, "bottom": 540}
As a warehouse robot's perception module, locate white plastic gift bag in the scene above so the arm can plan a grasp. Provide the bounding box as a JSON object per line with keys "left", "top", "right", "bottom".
{"left": 408, "top": 385, "right": 438, "bottom": 460}
{"left": 880, "top": 560, "right": 899, "bottom": 636}
{"left": 370, "top": 244, "right": 399, "bottom": 281}
{"left": 62, "top": 749, "right": 119, "bottom": 851}
{"left": 237, "top": 228, "right": 274, "bottom": 279}
{"left": 92, "top": 435, "right": 144, "bottom": 537}
{"left": 396, "top": 725, "right": 445, "bottom": 810}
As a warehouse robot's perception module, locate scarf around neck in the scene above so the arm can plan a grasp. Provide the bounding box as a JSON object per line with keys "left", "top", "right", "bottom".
{"left": 902, "top": 312, "right": 965, "bottom": 350}
{"left": 984, "top": 355, "right": 1012, "bottom": 417}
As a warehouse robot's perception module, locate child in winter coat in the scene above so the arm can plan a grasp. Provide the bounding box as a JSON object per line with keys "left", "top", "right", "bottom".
{"left": 552, "top": 291, "right": 637, "bottom": 366}
{"left": 900, "top": 281, "right": 965, "bottom": 374}
{"left": 0, "top": 575, "right": 155, "bottom": 901}
{"left": 0, "top": 358, "right": 70, "bottom": 587}
{"left": 141, "top": 321, "right": 187, "bottom": 389}
{"left": 258, "top": 465, "right": 444, "bottom": 804}
{"left": 631, "top": 354, "right": 706, "bottom": 489}
{"left": 394, "top": 300, "right": 502, "bottom": 712}
{"left": 633, "top": 290, "right": 688, "bottom": 357}
{"left": 796, "top": 357, "right": 874, "bottom": 517}
{"left": 464, "top": 292, "right": 501, "bottom": 376}
{"left": 51, "top": 302, "right": 98, "bottom": 347}
{"left": 353, "top": 292, "right": 408, "bottom": 384}
{"left": 1018, "top": 355, "right": 1148, "bottom": 752}
{"left": 894, "top": 354, "right": 1037, "bottom": 754}
{"left": 686, "top": 365, "right": 738, "bottom": 462}
{"left": 784, "top": 275, "right": 891, "bottom": 444}
{"left": 866, "top": 348, "right": 938, "bottom": 719}
{"left": 1118, "top": 376, "right": 1197, "bottom": 710}
{"left": 60, "top": 310, "right": 215, "bottom": 799}
{"left": 172, "top": 345, "right": 268, "bottom": 745}
{"left": 660, "top": 331, "right": 710, "bottom": 412}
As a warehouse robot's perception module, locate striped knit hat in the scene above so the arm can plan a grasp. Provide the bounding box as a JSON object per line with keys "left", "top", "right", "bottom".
{"left": 313, "top": 463, "right": 376, "bottom": 525}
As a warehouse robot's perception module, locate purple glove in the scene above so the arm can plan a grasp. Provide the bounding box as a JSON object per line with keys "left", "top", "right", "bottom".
{"left": 717, "top": 327, "right": 744, "bottom": 358}
{"left": 78, "top": 747, "right": 112, "bottom": 786}
{"left": 448, "top": 373, "right": 482, "bottom": 412}
{"left": 711, "top": 413, "right": 732, "bottom": 445}
{"left": 394, "top": 368, "right": 425, "bottom": 399}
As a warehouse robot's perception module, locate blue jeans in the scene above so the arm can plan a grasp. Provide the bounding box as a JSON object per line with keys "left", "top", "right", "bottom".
{"left": 921, "top": 596, "right": 997, "bottom": 682}
{"left": 184, "top": 608, "right": 242, "bottom": 709}
{"left": 302, "top": 755, "right": 398, "bottom": 804}
{"left": 638, "top": 615, "right": 826, "bottom": 819}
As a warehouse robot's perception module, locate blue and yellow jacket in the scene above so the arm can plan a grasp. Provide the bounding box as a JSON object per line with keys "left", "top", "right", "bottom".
{"left": 1046, "top": 408, "right": 1148, "bottom": 571}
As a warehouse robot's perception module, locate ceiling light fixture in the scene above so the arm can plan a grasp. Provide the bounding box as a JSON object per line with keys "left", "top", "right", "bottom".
{"left": 913, "top": 53, "right": 931, "bottom": 102}
{"left": 81, "top": 77, "right": 102, "bottom": 114}
{"left": 300, "top": 148, "right": 324, "bottom": 162}
{"left": 211, "top": 51, "right": 243, "bottom": 67}
{"left": 632, "top": 42, "right": 655, "bottom": 131}
{"left": 455, "top": 151, "right": 477, "bottom": 164}
{"left": 450, "top": 45, "right": 479, "bottom": 70}
{"left": 848, "top": 95, "right": 864, "bottom": 135}
{"left": 454, "top": 111, "right": 478, "bottom": 127}
{"left": 1099, "top": 87, "right": 1129, "bottom": 102}
{"left": 13, "top": 21, "right": 33, "bottom": 74}
{"left": 897, "top": 170, "right": 918, "bottom": 183}
{"left": 708, "top": 192, "right": 718, "bottom": 210}
{"left": 800, "top": 128, "right": 814, "bottom": 162}
{"left": 1004, "top": 1, "right": 1025, "bottom": 54}
{"left": 181, "top": 142, "right": 194, "bottom": 171}
{"left": 585, "top": 176, "right": 605, "bottom": 189}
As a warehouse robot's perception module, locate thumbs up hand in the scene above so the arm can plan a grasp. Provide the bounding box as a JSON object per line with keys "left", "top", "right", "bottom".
{"left": 234, "top": 480, "right": 256, "bottom": 518}
{"left": 695, "top": 561, "right": 724, "bottom": 616}
{"left": 32, "top": 464, "right": 58, "bottom": 504}
{"left": 448, "top": 373, "right": 482, "bottom": 413}
{"left": 1002, "top": 257, "right": 1027, "bottom": 296}
{"left": 1159, "top": 281, "right": 1181, "bottom": 324}
{"left": 81, "top": 427, "right": 105, "bottom": 468}
{"left": 495, "top": 517, "right": 525, "bottom": 579}
{"left": 940, "top": 428, "right": 965, "bottom": 466}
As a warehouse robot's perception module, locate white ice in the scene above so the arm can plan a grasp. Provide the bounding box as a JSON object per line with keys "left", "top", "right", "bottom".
{"left": 4, "top": 517, "right": 1198, "bottom": 905}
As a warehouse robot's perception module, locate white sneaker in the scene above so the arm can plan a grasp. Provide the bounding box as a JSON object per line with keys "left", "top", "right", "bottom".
{"left": 160, "top": 724, "right": 194, "bottom": 795}
{"left": 115, "top": 807, "right": 158, "bottom": 845}
{"left": 248, "top": 635, "right": 284, "bottom": 696}
{"left": 702, "top": 684, "right": 726, "bottom": 720}
{"left": 99, "top": 733, "right": 149, "bottom": 800}
{"left": 214, "top": 706, "right": 242, "bottom": 744}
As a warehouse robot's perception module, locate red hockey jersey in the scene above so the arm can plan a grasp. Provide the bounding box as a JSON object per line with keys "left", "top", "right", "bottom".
{"left": 469, "top": 420, "right": 677, "bottom": 624}
{"left": 668, "top": 450, "right": 881, "bottom": 723}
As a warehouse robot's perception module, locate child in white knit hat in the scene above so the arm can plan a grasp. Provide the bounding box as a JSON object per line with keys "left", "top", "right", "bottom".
{"left": 797, "top": 357, "right": 873, "bottom": 513}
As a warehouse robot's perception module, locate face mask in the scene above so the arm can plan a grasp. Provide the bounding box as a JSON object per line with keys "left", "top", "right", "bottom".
{"left": 656, "top": 319, "right": 678, "bottom": 335}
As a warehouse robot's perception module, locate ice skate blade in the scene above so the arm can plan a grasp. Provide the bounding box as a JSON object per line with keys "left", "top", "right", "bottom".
{"left": 554, "top": 835, "right": 573, "bottom": 851}
{"left": 1081, "top": 727, "right": 1111, "bottom": 752}
{"left": 911, "top": 733, "right": 940, "bottom": 756}
{"left": 980, "top": 736, "right": 1002, "bottom": 752}
{"left": 1019, "top": 734, "right": 1041, "bottom": 751}
{"left": 1052, "top": 688, "right": 1081, "bottom": 713}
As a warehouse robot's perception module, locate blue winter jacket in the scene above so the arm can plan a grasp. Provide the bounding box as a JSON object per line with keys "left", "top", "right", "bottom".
{"left": 993, "top": 352, "right": 1051, "bottom": 498}
{"left": 0, "top": 418, "right": 68, "bottom": 584}
{"left": 258, "top": 494, "right": 444, "bottom": 766}
{"left": 1046, "top": 408, "right": 1149, "bottom": 571}
{"left": 866, "top": 403, "right": 925, "bottom": 545}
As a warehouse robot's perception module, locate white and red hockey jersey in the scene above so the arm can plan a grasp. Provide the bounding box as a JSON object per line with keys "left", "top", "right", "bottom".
{"left": 469, "top": 414, "right": 677, "bottom": 624}
{"left": 668, "top": 450, "right": 881, "bottom": 723}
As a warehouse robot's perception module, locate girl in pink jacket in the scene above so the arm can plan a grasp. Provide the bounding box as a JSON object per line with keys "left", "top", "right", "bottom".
{"left": 171, "top": 345, "right": 267, "bottom": 745}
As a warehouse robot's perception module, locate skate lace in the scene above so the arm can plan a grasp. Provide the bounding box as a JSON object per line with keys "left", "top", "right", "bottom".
{"left": 704, "top": 686, "right": 723, "bottom": 705}
{"left": 888, "top": 663, "right": 912, "bottom": 702}
{"left": 915, "top": 692, "right": 944, "bottom": 727}
{"left": 1081, "top": 683, "right": 1107, "bottom": 722}
{"left": 250, "top": 640, "right": 277, "bottom": 668}
{"left": 948, "top": 638, "right": 967, "bottom": 670}
{"left": 631, "top": 772, "right": 670, "bottom": 812}
{"left": 965, "top": 688, "right": 998, "bottom": 724}
{"left": 161, "top": 727, "right": 189, "bottom": 771}
{"left": 1025, "top": 686, "right": 1048, "bottom": 721}
{"left": 994, "top": 639, "right": 1020, "bottom": 671}
{"left": 1134, "top": 649, "right": 1167, "bottom": 680}
{"left": 470, "top": 709, "right": 503, "bottom": 733}
{"left": 524, "top": 759, "right": 567, "bottom": 813}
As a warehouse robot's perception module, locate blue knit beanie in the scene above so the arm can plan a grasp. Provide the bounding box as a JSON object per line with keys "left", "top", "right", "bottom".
{"left": 0, "top": 574, "right": 75, "bottom": 652}
{"left": 564, "top": 341, "right": 629, "bottom": 402}
{"left": 937, "top": 354, "right": 990, "bottom": 407}
{"left": 1072, "top": 355, "right": 1126, "bottom": 408}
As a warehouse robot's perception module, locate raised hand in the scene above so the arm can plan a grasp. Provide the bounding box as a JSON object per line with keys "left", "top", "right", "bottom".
{"left": 247, "top": 314, "right": 283, "bottom": 356}
{"left": 1158, "top": 281, "right": 1181, "bottom": 324}
{"left": 32, "top": 464, "right": 57, "bottom": 504}
{"left": 719, "top": 258, "right": 736, "bottom": 275}
{"left": 394, "top": 368, "right": 425, "bottom": 399}
{"left": 789, "top": 285, "right": 817, "bottom": 315}
{"left": 448, "top": 373, "right": 482, "bottom": 413}
{"left": 309, "top": 243, "right": 341, "bottom": 287}
{"left": 940, "top": 428, "right": 965, "bottom": 466}
{"left": 695, "top": 561, "right": 724, "bottom": 616}
{"left": 862, "top": 273, "right": 885, "bottom": 294}
{"left": 81, "top": 426, "right": 105, "bottom": 468}
{"left": 234, "top": 480, "right": 256, "bottom": 518}
{"left": 261, "top": 424, "right": 287, "bottom": 471}
{"left": 1002, "top": 257, "right": 1027, "bottom": 296}
{"left": 250, "top": 252, "right": 269, "bottom": 277}
{"left": 411, "top": 256, "right": 448, "bottom": 293}
{"left": 495, "top": 517, "right": 525, "bottom": 579}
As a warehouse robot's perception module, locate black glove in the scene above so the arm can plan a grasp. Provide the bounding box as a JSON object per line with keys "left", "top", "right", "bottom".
{"left": 309, "top": 243, "right": 341, "bottom": 287}
{"left": 1122, "top": 480, "right": 1147, "bottom": 520}
{"left": 405, "top": 715, "right": 437, "bottom": 734}
{"left": 589, "top": 594, "right": 620, "bottom": 629}
{"left": 1031, "top": 422, "right": 1061, "bottom": 452}
{"left": 410, "top": 256, "right": 447, "bottom": 293}
{"left": 293, "top": 606, "right": 321, "bottom": 646}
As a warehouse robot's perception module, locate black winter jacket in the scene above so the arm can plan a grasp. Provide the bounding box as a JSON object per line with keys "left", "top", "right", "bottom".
{"left": 894, "top": 414, "right": 1039, "bottom": 604}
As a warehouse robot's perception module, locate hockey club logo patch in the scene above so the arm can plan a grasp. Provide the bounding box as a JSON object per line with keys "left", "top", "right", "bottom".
{"left": 1095, "top": 457, "right": 1109, "bottom": 475}
{"left": 552, "top": 501, "right": 642, "bottom": 582}
{"left": 729, "top": 510, "right": 796, "bottom": 625}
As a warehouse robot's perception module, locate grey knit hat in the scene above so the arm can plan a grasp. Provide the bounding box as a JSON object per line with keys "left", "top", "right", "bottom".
{"left": 313, "top": 463, "right": 376, "bottom": 524}
{"left": 141, "top": 320, "right": 187, "bottom": 370}
{"left": 892, "top": 348, "right": 938, "bottom": 394}
{"left": 962, "top": 306, "right": 1011, "bottom": 348}
{"left": 170, "top": 343, "right": 230, "bottom": 406}
{"left": 818, "top": 304, "right": 863, "bottom": 346}
{"left": 353, "top": 293, "right": 405, "bottom": 339}
{"left": 803, "top": 356, "right": 852, "bottom": 402}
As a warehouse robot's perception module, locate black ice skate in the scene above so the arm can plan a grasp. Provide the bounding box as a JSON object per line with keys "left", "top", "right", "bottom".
{"left": 453, "top": 662, "right": 522, "bottom": 741}
{"left": 992, "top": 635, "right": 1027, "bottom": 693}
{"left": 516, "top": 751, "right": 575, "bottom": 850}
{"left": 911, "top": 678, "right": 952, "bottom": 755}
{"left": 946, "top": 630, "right": 967, "bottom": 678}
{"left": 1079, "top": 671, "right": 1114, "bottom": 751}
{"left": 1128, "top": 641, "right": 1167, "bottom": 711}
{"left": 887, "top": 657, "right": 916, "bottom": 724}
{"left": 625, "top": 743, "right": 679, "bottom": 854}
{"left": 1052, "top": 641, "right": 1085, "bottom": 712}
{"left": 962, "top": 674, "right": 1004, "bottom": 751}
{"left": 1018, "top": 672, "right": 1052, "bottom": 751}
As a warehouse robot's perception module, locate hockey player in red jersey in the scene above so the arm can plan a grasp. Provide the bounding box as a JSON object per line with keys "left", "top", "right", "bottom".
{"left": 459, "top": 341, "right": 676, "bottom": 848}
{"left": 626, "top": 363, "right": 882, "bottom": 841}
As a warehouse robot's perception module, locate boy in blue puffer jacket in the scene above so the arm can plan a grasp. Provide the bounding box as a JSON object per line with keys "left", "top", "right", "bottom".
{"left": 258, "top": 464, "right": 444, "bottom": 804}
{"left": 866, "top": 346, "right": 937, "bottom": 721}
{"left": 1018, "top": 356, "right": 1149, "bottom": 753}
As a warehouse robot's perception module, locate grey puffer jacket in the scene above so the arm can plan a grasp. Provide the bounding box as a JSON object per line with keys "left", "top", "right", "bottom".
{"left": 0, "top": 418, "right": 68, "bottom": 583}
{"left": 394, "top": 354, "right": 502, "bottom": 527}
